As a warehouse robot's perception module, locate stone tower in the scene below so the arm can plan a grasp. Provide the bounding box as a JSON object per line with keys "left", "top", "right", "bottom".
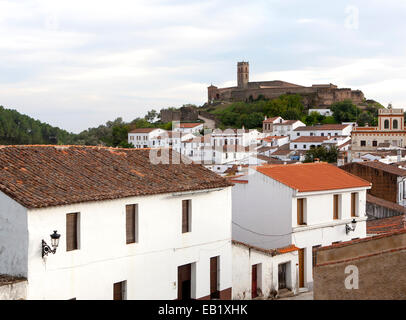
{"left": 237, "top": 61, "right": 249, "bottom": 88}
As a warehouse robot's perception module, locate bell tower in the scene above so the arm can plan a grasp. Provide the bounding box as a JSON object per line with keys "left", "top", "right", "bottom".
{"left": 237, "top": 61, "right": 249, "bottom": 88}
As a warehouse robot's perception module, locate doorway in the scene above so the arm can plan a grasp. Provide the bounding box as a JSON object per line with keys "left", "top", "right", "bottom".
{"left": 178, "top": 264, "right": 192, "bottom": 300}
{"left": 251, "top": 264, "right": 258, "bottom": 298}
{"left": 278, "top": 263, "right": 287, "bottom": 289}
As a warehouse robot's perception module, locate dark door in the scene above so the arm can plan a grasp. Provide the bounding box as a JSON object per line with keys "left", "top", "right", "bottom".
{"left": 178, "top": 264, "right": 192, "bottom": 300}
{"left": 278, "top": 263, "right": 287, "bottom": 289}
{"left": 113, "top": 282, "right": 123, "bottom": 300}
{"left": 298, "top": 249, "right": 305, "bottom": 288}
{"left": 251, "top": 265, "right": 258, "bottom": 298}
{"left": 210, "top": 257, "right": 219, "bottom": 299}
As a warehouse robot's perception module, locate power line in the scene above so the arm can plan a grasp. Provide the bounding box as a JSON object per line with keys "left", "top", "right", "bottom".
{"left": 232, "top": 221, "right": 293, "bottom": 237}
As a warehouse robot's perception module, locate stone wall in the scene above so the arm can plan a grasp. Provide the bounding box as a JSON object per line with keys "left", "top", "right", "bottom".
{"left": 210, "top": 85, "right": 364, "bottom": 107}
{"left": 314, "top": 231, "right": 406, "bottom": 300}
{"left": 160, "top": 106, "right": 199, "bottom": 123}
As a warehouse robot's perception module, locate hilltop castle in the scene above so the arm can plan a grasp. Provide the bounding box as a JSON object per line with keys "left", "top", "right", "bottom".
{"left": 208, "top": 62, "right": 365, "bottom": 107}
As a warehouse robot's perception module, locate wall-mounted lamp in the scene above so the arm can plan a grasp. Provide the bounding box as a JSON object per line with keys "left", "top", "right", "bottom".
{"left": 42, "top": 230, "right": 61, "bottom": 258}
{"left": 345, "top": 219, "right": 357, "bottom": 235}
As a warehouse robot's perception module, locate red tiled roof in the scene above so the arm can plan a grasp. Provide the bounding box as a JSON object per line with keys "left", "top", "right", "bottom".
{"left": 0, "top": 145, "right": 232, "bottom": 209}
{"left": 179, "top": 123, "right": 202, "bottom": 128}
{"left": 294, "top": 124, "right": 349, "bottom": 131}
{"left": 367, "top": 215, "right": 406, "bottom": 235}
{"left": 360, "top": 161, "right": 406, "bottom": 177}
{"left": 129, "top": 128, "right": 158, "bottom": 133}
{"left": 256, "top": 162, "right": 371, "bottom": 192}
{"left": 232, "top": 240, "right": 299, "bottom": 256}
{"left": 292, "top": 136, "right": 328, "bottom": 143}
{"left": 263, "top": 116, "right": 281, "bottom": 123}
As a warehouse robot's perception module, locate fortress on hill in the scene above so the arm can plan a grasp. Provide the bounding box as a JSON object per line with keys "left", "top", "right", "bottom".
{"left": 208, "top": 62, "right": 365, "bottom": 107}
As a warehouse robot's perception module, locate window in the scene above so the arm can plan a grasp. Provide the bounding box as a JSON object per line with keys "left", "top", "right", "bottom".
{"left": 66, "top": 213, "right": 79, "bottom": 251}
{"left": 182, "top": 200, "right": 191, "bottom": 233}
{"left": 384, "top": 120, "right": 389, "bottom": 129}
{"left": 372, "top": 140, "right": 378, "bottom": 147}
{"left": 360, "top": 140, "right": 366, "bottom": 147}
{"left": 310, "top": 133, "right": 314, "bottom": 136}
{"left": 294, "top": 144, "right": 297, "bottom": 149}
{"left": 304, "top": 145, "right": 307, "bottom": 149}
{"left": 297, "top": 198, "right": 305, "bottom": 225}
{"left": 321, "top": 133, "right": 324, "bottom": 136}
{"left": 333, "top": 195, "right": 339, "bottom": 220}
{"left": 126, "top": 204, "right": 138, "bottom": 244}
{"left": 335, "top": 133, "right": 338, "bottom": 136}
{"left": 394, "top": 120, "right": 398, "bottom": 129}
{"left": 351, "top": 193, "right": 357, "bottom": 217}
{"left": 297, "top": 133, "right": 300, "bottom": 136}
{"left": 113, "top": 281, "right": 126, "bottom": 300}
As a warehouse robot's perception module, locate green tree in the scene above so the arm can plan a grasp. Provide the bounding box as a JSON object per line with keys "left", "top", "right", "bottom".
{"left": 304, "top": 146, "right": 339, "bottom": 163}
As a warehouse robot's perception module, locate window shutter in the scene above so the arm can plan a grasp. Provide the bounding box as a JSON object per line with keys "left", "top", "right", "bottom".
{"left": 126, "top": 204, "right": 137, "bottom": 244}
{"left": 297, "top": 199, "right": 304, "bottom": 225}
{"left": 66, "top": 213, "right": 78, "bottom": 251}
{"left": 333, "top": 195, "right": 339, "bottom": 220}
{"left": 351, "top": 193, "right": 356, "bottom": 217}
{"left": 182, "top": 200, "right": 190, "bottom": 233}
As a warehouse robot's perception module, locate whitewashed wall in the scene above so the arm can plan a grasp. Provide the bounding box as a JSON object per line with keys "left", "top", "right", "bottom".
{"left": 9, "top": 187, "right": 233, "bottom": 300}
{"left": 232, "top": 244, "right": 298, "bottom": 300}
{"left": 232, "top": 171, "right": 294, "bottom": 250}
{"left": 232, "top": 170, "right": 369, "bottom": 289}
{"left": 0, "top": 192, "right": 28, "bottom": 277}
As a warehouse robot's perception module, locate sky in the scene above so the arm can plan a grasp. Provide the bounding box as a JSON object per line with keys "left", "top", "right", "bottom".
{"left": 0, "top": 0, "right": 405, "bottom": 133}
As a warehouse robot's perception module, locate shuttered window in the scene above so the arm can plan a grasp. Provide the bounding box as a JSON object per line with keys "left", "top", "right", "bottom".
{"left": 351, "top": 193, "right": 357, "bottom": 217}
{"left": 66, "top": 213, "right": 79, "bottom": 251}
{"left": 113, "top": 281, "right": 126, "bottom": 300}
{"left": 333, "top": 195, "right": 339, "bottom": 220}
{"left": 126, "top": 204, "right": 138, "bottom": 244}
{"left": 297, "top": 198, "right": 304, "bottom": 225}
{"left": 182, "top": 200, "right": 191, "bottom": 233}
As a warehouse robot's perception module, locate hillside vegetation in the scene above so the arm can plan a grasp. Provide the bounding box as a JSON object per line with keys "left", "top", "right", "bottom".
{"left": 204, "top": 95, "right": 385, "bottom": 129}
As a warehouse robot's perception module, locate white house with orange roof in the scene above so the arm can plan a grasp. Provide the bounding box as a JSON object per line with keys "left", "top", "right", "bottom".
{"left": 263, "top": 116, "right": 284, "bottom": 133}
{"left": 231, "top": 162, "right": 371, "bottom": 291}
{"left": 272, "top": 120, "right": 305, "bottom": 138}
{"left": 173, "top": 122, "right": 204, "bottom": 134}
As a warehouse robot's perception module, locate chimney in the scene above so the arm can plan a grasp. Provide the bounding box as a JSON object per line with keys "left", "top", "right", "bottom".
{"left": 398, "top": 149, "right": 402, "bottom": 162}
{"left": 264, "top": 115, "right": 267, "bottom": 121}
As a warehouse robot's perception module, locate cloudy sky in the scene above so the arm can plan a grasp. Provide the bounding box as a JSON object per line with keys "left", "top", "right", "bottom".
{"left": 0, "top": 0, "right": 405, "bottom": 133}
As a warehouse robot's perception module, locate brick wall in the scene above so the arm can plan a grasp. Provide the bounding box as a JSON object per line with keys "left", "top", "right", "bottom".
{"left": 314, "top": 231, "right": 406, "bottom": 300}
{"left": 340, "top": 163, "right": 398, "bottom": 203}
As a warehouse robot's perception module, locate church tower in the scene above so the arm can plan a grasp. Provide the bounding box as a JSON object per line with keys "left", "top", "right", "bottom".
{"left": 237, "top": 61, "right": 249, "bottom": 88}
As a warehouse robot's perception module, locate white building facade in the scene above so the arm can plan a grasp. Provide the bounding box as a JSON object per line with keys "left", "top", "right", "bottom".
{"left": 231, "top": 163, "right": 371, "bottom": 290}
{"left": 0, "top": 146, "right": 233, "bottom": 300}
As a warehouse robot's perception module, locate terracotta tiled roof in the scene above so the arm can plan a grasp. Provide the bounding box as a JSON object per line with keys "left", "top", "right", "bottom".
{"left": 292, "top": 136, "right": 328, "bottom": 143}
{"left": 179, "top": 123, "right": 202, "bottom": 128}
{"left": 263, "top": 116, "right": 281, "bottom": 123}
{"left": 294, "top": 124, "right": 349, "bottom": 131}
{"left": 357, "top": 161, "right": 406, "bottom": 177}
{"left": 0, "top": 145, "right": 232, "bottom": 209}
{"left": 366, "top": 194, "right": 406, "bottom": 214}
{"left": 367, "top": 215, "right": 406, "bottom": 235}
{"left": 232, "top": 240, "right": 299, "bottom": 256}
{"left": 129, "top": 128, "right": 158, "bottom": 133}
{"left": 274, "top": 120, "right": 300, "bottom": 126}
{"left": 256, "top": 162, "right": 371, "bottom": 192}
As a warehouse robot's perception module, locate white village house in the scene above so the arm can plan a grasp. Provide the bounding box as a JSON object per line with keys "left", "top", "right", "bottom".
{"left": 231, "top": 162, "right": 371, "bottom": 290}
{"left": 0, "top": 145, "right": 233, "bottom": 300}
